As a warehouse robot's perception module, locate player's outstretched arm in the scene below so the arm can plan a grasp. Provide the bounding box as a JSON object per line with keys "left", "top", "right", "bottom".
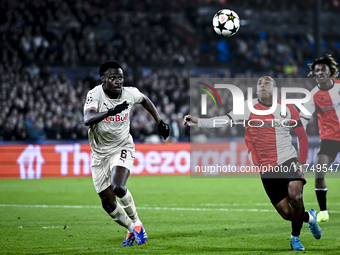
{"left": 140, "top": 94, "right": 169, "bottom": 139}
{"left": 183, "top": 114, "right": 233, "bottom": 129}
{"left": 84, "top": 101, "right": 129, "bottom": 126}
{"left": 183, "top": 115, "right": 198, "bottom": 126}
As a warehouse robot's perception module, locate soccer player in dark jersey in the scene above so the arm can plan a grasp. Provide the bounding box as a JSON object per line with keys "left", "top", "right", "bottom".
{"left": 184, "top": 76, "right": 322, "bottom": 251}
{"left": 300, "top": 54, "right": 340, "bottom": 222}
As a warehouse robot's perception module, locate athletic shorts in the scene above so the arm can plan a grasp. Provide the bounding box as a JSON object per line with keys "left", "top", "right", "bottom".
{"left": 260, "top": 158, "right": 306, "bottom": 206}
{"left": 317, "top": 139, "right": 340, "bottom": 162}
{"left": 91, "top": 148, "right": 135, "bottom": 193}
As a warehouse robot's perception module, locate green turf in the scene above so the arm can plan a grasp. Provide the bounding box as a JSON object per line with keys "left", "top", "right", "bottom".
{"left": 0, "top": 174, "right": 339, "bottom": 254}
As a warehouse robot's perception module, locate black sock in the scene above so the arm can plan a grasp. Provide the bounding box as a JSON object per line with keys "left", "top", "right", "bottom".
{"left": 303, "top": 211, "right": 310, "bottom": 223}
{"left": 291, "top": 220, "right": 303, "bottom": 237}
{"left": 316, "top": 189, "right": 327, "bottom": 211}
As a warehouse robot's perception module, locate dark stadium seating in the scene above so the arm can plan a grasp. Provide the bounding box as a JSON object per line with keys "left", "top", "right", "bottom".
{"left": 2, "top": 0, "right": 339, "bottom": 141}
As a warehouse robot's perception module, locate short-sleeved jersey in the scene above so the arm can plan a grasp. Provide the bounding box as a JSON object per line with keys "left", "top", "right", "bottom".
{"left": 197, "top": 99, "right": 301, "bottom": 167}
{"left": 300, "top": 80, "right": 340, "bottom": 141}
{"left": 84, "top": 85, "right": 143, "bottom": 158}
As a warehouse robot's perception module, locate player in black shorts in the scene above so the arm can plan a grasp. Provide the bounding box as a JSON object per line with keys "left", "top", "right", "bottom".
{"left": 300, "top": 55, "right": 340, "bottom": 222}
{"left": 185, "top": 76, "right": 322, "bottom": 251}
{"left": 261, "top": 158, "right": 306, "bottom": 206}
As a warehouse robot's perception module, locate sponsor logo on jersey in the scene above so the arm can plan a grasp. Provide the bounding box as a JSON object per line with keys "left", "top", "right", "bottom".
{"left": 321, "top": 105, "right": 334, "bottom": 112}
{"left": 104, "top": 113, "right": 128, "bottom": 122}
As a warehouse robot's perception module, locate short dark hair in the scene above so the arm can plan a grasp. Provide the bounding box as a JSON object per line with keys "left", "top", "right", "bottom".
{"left": 308, "top": 54, "right": 339, "bottom": 79}
{"left": 99, "top": 61, "right": 123, "bottom": 76}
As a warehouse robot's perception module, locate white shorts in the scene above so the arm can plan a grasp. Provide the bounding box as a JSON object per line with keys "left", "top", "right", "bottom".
{"left": 91, "top": 148, "right": 135, "bottom": 193}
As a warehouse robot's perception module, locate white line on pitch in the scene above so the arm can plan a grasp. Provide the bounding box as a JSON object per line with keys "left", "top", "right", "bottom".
{"left": 200, "top": 202, "right": 340, "bottom": 206}
{"left": 137, "top": 206, "right": 274, "bottom": 212}
{"left": 1, "top": 204, "right": 340, "bottom": 213}
{"left": 0, "top": 204, "right": 100, "bottom": 209}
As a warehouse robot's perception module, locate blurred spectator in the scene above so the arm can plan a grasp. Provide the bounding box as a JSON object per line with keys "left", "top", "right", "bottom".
{"left": 25, "top": 62, "right": 40, "bottom": 80}
{"left": 25, "top": 115, "right": 46, "bottom": 141}
{"left": 44, "top": 119, "right": 58, "bottom": 140}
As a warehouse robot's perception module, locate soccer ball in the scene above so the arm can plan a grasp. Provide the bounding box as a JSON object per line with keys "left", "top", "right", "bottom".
{"left": 212, "top": 9, "right": 240, "bottom": 37}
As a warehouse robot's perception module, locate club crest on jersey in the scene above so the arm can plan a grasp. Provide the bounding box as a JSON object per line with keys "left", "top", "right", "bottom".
{"left": 104, "top": 113, "right": 128, "bottom": 122}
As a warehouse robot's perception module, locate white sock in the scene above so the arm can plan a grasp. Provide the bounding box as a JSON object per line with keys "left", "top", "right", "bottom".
{"left": 320, "top": 210, "right": 328, "bottom": 216}
{"left": 118, "top": 189, "right": 139, "bottom": 223}
{"left": 291, "top": 235, "right": 299, "bottom": 239}
{"left": 109, "top": 203, "right": 133, "bottom": 233}
{"left": 308, "top": 211, "right": 314, "bottom": 223}
{"left": 132, "top": 219, "right": 142, "bottom": 227}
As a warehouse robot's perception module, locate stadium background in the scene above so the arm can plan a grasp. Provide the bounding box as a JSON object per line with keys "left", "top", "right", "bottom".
{"left": 1, "top": 1, "right": 340, "bottom": 254}
{"left": 1, "top": 0, "right": 340, "bottom": 178}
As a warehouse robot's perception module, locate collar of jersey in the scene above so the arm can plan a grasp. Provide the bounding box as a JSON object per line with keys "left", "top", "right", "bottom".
{"left": 317, "top": 79, "right": 334, "bottom": 91}
{"left": 257, "top": 98, "right": 273, "bottom": 107}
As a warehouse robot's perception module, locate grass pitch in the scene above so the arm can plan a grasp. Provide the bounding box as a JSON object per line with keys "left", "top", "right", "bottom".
{"left": 0, "top": 174, "right": 339, "bottom": 254}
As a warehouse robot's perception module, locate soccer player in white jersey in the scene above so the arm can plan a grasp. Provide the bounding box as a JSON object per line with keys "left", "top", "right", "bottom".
{"left": 300, "top": 54, "right": 340, "bottom": 223}
{"left": 83, "top": 61, "right": 170, "bottom": 247}
{"left": 184, "top": 76, "right": 322, "bottom": 251}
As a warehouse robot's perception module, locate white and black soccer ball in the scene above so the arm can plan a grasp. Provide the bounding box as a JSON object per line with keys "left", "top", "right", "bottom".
{"left": 212, "top": 9, "right": 240, "bottom": 37}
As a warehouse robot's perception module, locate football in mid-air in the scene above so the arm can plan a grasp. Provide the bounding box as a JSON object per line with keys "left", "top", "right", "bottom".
{"left": 212, "top": 9, "right": 240, "bottom": 37}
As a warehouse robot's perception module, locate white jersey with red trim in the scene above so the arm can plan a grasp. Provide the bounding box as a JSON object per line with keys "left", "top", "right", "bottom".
{"left": 197, "top": 99, "right": 300, "bottom": 167}
{"left": 83, "top": 85, "right": 143, "bottom": 158}
{"left": 300, "top": 80, "right": 340, "bottom": 141}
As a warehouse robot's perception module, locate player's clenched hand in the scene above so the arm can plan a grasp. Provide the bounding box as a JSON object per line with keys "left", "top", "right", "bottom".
{"left": 183, "top": 115, "right": 198, "bottom": 126}
{"left": 108, "top": 101, "right": 129, "bottom": 116}
{"left": 157, "top": 120, "right": 170, "bottom": 140}
{"left": 296, "top": 161, "right": 306, "bottom": 179}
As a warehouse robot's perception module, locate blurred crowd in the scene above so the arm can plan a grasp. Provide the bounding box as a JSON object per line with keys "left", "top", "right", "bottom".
{"left": 1, "top": 0, "right": 339, "bottom": 141}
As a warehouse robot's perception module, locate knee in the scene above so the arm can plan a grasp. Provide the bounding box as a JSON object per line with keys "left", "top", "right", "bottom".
{"left": 290, "top": 194, "right": 303, "bottom": 208}
{"left": 315, "top": 178, "right": 325, "bottom": 186}
{"left": 101, "top": 196, "right": 117, "bottom": 213}
{"left": 112, "top": 184, "right": 127, "bottom": 198}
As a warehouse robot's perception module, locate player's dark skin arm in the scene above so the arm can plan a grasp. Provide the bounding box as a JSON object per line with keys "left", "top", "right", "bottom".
{"left": 140, "top": 94, "right": 161, "bottom": 125}
{"left": 84, "top": 109, "right": 110, "bottom": 126}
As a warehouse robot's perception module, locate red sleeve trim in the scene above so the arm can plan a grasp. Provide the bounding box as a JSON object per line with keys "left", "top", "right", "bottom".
{"left": 294, "top": 125, "right": 309, "bottom": 163}
{"left": 84, "top": 107, "right": 98, "bottom": 113}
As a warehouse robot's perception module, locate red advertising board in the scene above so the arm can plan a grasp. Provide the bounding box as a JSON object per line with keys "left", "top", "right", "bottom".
{"left": 1, "top": 141, "right": 332, "bottom": 179}
{"left": 0, "top": 143, "right": 191, "bottom": 179}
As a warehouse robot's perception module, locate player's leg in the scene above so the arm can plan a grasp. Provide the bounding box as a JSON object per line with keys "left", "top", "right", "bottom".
{"left": 287, "top": 180, "right": 321, "bottom": 239}
{"left": 98, "top": 186, "right": 133, "bottom": 228}
{"left": 288, "top": 180, "right": 322, "bottom": 240}
{"left": 287, "top": 180, "right": 306, "bottom": 239}
{"left": 287, "top": 180, "right": 304, "bottom": 220}
{"left": 98, "top": 186, "right": 135, "bottom": 247}
{"left": 315, "top": 139, "right": 340, "bottom": 222}
{"left": 111, "top": 166, "right": 147, "bottom": 245}
{"left": 274, "top": 180, "right": 320, "bottom": 250}
{"left": 274, "top": 197, "right": 305, "bottom": 251}
{"left": 315, "top": 154, "right": 332, "bottom": 222}
{"left": 273, "top": 181, "right": 305, "bottom": 237}
{"left": 91, "top": 156, "right": 134, "bottom": 246}
{"left": 111, "top": 166, "right": 140, "bottom": 223}
{"left": 261, "top": 177, "right": 305, "bottom": 250}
